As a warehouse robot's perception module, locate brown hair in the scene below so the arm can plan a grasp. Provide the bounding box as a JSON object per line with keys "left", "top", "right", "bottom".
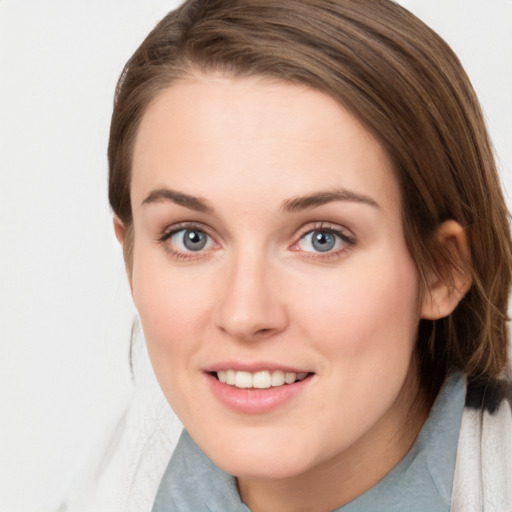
{"left": 108, "top": 0, "right": 511, "bottom": 398}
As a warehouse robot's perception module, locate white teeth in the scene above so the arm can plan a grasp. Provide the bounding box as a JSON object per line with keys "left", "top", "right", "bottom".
{"left": 226, "top": 369, "right": 236, "bottom": 385}
{"left": 235, "top": 371, "right": 252, "bottom": 388}
{"left": 216, "top": 369, "right": 309, "bottom": 389}
{"left": 253, "top": 371, "right": 272, "bottom": 389}
{"left": 284, "top": 372, "right": 297, "bottom": 384}
{"left": 271, "top": 370, "right": 285, "bottom": 387}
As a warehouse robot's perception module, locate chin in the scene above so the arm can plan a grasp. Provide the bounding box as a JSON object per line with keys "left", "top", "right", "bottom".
{"left": 218, "top": 457, "right": 312, "bottom": 481}
{"left": 200, "top": 432, "right": 319, "bottom": 480}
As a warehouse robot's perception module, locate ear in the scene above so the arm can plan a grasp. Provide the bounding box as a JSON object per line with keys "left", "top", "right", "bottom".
{"left": 420, "top": 220, "right": 472, "bottom": 320}
{"left": 113, "top": 215, "right": 126, "bottom": 244}
{"left": 113, "top": 216, "right": 134, "bottom": 293}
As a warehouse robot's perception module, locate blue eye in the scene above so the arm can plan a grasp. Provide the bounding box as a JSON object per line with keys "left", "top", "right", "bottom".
{"left": 169, "top": 229, "right": 212, "bottom": 252}
{"left": 298, "top": 230, "right": 346, "bottom": 253}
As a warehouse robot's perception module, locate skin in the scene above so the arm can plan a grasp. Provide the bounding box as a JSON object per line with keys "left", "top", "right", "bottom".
{"left": 116, "top": 73, "right": 469, "bottom": 512}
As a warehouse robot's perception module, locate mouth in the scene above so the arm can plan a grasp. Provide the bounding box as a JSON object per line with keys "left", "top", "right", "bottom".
{"left": 211, "top": 370, "right": 311, "bottom": 389}
{"left": 206, "top": 367, "right": 314, "bottom": 414}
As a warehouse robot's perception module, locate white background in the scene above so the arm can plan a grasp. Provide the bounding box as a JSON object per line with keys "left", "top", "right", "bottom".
{"left": 0, "top": 1, "right": 511, "bottom": 510}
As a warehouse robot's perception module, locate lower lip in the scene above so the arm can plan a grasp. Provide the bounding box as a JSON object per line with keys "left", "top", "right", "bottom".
{"left": 206, "top": 373, "right": 313, "bottom": 414}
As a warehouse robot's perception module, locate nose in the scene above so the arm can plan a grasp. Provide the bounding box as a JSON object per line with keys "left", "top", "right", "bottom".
{"left": 213, "top": 250, "right": 289, "bottom": 341}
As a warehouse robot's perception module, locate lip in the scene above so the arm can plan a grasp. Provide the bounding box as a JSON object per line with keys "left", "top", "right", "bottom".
{"left": 205, "top": 368, "right": 314, "bottom": 414}
{"left": 204, "top": 361, "right": 310, "bottom": 373}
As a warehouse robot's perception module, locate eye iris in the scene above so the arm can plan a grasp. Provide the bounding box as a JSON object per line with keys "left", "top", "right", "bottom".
{"left": 183, "top": 230, "right": 207, "bottom": 251}
{"left": 312, "top": 231, "right": 336, "bottom": 252}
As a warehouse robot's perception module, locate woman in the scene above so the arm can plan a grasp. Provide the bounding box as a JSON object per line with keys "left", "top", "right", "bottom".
{"left": 106, "top": 0, "right": 512, "bottom": 510}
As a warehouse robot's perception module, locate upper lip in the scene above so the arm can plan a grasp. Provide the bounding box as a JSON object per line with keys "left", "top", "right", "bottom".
{"left": 204, "top": 361, "right": 312, "bottom": 374}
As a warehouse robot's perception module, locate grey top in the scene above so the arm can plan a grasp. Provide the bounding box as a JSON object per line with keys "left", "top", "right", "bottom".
{"left": 152, "top": 373, "right": 465, "bottom": 512}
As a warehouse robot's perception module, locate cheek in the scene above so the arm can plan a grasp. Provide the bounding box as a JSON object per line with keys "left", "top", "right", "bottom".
{"left": 131, "top": 246, "right": 213, "bottom": 356}
{"left": 130, "top": 253, "right": 216, "bottom": 415}
{"left": 293, "top": 251, "right": 420, "bottom": 362}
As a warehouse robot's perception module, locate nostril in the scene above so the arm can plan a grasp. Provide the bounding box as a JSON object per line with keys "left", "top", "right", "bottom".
{"left": 213, "top": 289, "right": 289, "bottom": 340}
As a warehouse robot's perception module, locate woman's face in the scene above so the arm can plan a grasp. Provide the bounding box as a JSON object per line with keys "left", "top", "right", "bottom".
{"left": 128, "top": 74, "right": 426, "bottom": 482}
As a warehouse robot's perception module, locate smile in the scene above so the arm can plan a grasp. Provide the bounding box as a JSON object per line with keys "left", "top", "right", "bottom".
{"left": 215, "top": 370, "right": 309, "bottom": 389}
{"left": 207, "top": 368, "right": 314, "bottom": 414}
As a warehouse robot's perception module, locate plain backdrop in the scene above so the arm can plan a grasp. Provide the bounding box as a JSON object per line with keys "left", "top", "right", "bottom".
{"left": 0, "top": 1, "right": 511, "bottom": 510}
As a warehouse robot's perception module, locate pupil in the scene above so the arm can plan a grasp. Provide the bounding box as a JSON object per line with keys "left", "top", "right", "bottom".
{"left": 312, "top": 231, "right": 335, "bottom": 252}
{"left": 183, "top": 230, "right": 207, "bottom": 251}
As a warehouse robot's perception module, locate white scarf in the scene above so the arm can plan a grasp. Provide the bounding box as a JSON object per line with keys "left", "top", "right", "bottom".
{"left": 451, "top": 393, "right": 512, "bottom": 511}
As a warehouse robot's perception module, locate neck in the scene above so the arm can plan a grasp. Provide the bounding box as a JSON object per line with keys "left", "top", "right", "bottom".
{"left": 237, "top": 368, "right": 432, "bottom": 512}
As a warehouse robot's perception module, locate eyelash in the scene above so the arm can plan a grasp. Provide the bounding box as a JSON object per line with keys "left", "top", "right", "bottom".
{"left": 157, "top": 221, "right": 356, "bottom": 261}
{"left": 158, "top": 222, "right": 219, "bottom": 261}
{"left": 291, "top": 222, "right": 356, "bottom": 261}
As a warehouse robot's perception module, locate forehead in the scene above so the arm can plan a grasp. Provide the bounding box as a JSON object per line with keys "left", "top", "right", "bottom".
{"left": 131, "top": 74, "right": 401, "bottom": 213}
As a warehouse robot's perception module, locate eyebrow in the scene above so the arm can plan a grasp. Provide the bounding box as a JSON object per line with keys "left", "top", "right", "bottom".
{"left": 141, "top": 188, "right": 212, "bottom": 213}
{"left": 282, "top": 188, "right": 380, "bottom": 212}
{"left": 141, "top": 186, "right": 379, "bottom": 214}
